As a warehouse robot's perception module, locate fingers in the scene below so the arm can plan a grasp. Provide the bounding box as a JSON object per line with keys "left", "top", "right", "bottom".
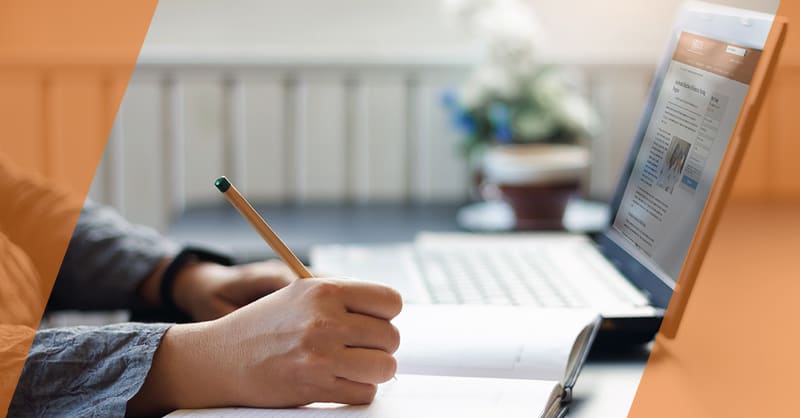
{"left": 343, "top": 281, "right": 402, "bottom": 320}
{"left": 320, "top": 378, "right": 378, "bottom": 405}
{"left": 333, "top": 347, "right": 397, "bottom": 384}
{"left": 342, "top": 313, "right": 401, "bottom": 353}
{"left": 316, "top": 279, "right": 402, "bottom": 320}
{"left": 298, "top": 278, "right": 402, "bottom": 320}
{"left": 298, "top": 311, "right": 399, "bottom": 355}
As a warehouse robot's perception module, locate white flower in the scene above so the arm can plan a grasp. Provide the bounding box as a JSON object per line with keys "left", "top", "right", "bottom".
{"left": 514, "top": 109, "right": 558, "bottom": 140}
{"left": 443, "top": 0, "right": 598, "bottom": 142}
{"left": 460, "top": 64, "right": 519, "bottom": 107}
{"left": 441, "top": 0, "right": 490, "bottom": 29}
{"left": 444, "top": 0, "right": 546, "bottom": 64}
{"left": 557, "top": 94, "right": 600, "bottom": 136}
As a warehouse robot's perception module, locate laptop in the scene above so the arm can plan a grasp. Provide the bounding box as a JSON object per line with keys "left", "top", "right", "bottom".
{"left": 311, "top": 2, "right": 786, "bottom": 346}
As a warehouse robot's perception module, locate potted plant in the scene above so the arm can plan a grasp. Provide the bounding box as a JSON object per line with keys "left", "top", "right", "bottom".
{"left": 442, "top": 0, "right": 599, "bottom": 230}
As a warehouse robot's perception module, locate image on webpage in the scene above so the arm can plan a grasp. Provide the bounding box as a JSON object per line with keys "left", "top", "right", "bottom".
{"left": 610, "top": 31, "right": 762, "bottom": 281}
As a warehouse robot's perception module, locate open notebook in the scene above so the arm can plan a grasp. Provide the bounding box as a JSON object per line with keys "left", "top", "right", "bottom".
{"left": 169, "top": 305, "right": 600, "bottom": 418}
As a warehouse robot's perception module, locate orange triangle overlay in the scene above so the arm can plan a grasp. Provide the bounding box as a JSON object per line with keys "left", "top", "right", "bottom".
{"left": 630, "top": 2, "right": 800, "bottom": 417}
{"left": 0, "top": 1, "right": 158, "bottom": 414}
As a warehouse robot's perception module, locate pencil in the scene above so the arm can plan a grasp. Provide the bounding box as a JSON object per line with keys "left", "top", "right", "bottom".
{"left": 214, "top": 176, "right": 314, "bottom": 279}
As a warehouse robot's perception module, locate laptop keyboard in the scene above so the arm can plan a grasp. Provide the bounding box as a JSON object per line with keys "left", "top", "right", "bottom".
{"left": 414, "top": 244, "right": 649, "bottom": 308}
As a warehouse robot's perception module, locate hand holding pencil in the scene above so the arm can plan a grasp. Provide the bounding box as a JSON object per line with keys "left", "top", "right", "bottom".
{"left": 131, "top": 177, "right": 403, "bottom": 413}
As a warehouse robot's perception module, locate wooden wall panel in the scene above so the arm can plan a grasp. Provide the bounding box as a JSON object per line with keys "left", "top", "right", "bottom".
{"left": 411, "top": 78, "right": 469, "bottom": 202}
{"left": 241, "top": 77, "right": 288, "bottom": 203}
{"left": 182, "top": 78, "right": 224, "bottom": 206}
{"left": 119, "top": 80, "right": 166, "bottom": 228}
{"left": 293, "top": 76, "right": 349, "bottom": 203}
{"left": 352, "top": 77, "right": 409, "bottom": 203}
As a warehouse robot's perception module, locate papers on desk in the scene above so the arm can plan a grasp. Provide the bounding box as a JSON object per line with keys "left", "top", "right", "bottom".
{"left": 395, "top": 305, "right": 599, "bottom": 389}
{"left": 169, "top": 306, "right": 599, "bottom": 418}
{"left": 169, "top": 374, "right": 561, "bottom": 418}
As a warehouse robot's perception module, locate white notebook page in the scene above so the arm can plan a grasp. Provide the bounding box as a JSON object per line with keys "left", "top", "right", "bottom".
{"left": 168, "top": 374, "right": 560, "bottom": 418}
{"left": 394, "top": 305, "right": 597, "bottom": 383}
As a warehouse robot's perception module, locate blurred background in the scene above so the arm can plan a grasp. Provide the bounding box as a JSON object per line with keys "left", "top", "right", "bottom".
{"left": 71, "top": 0, "right": 787, "bottom": 256}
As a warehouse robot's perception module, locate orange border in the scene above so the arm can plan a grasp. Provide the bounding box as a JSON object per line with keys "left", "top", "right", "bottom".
{"left": 0, "top": 2, "right": 158, "bottom": 414}
{"left": 659, "top": 17, "right": 788, "bottom": 338}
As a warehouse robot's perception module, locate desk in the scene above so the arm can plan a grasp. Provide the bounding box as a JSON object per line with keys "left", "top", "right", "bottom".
{"left": 168, "top": 201, "right": 606, "bottom": 262}
{"left": 170, "top": 202, "right": 650, "bottom": 417}
{"left": 170, "top": 203, "right": 465, "bottom": 262}
{"left": 570, "top": 350, "right": 648, "bottom": 417}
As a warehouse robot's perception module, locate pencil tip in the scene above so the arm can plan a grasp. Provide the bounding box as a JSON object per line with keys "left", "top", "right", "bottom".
{"left": 214, "top": 176, "right": 231, "bottom": 193}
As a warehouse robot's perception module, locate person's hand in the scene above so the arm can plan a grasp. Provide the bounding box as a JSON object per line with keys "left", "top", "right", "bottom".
{"left": 171, "top": 260, "right": 296, "bottom": 321}
{"left": 128, "top": 277, "right": 403, "bottom": 416}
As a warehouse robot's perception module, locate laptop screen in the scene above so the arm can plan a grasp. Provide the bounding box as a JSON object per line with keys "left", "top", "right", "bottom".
{"left": 598, "top": 3, "right": 775, "bottom": 305}
{"left": 608, "top": 31, "right": 761, "bottom": 282}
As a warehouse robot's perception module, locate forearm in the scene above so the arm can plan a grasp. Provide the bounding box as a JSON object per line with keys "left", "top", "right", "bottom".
{"left": 48, "top": 201, "right": 179, "bottom": 311}
{"left": 127, "top": 321, "right": 231, "bottom": 416}
{"left": 136, "top": 257, "right": 170, "bottom": 309}
{"left": 129, "top": 255, "right": 240, "bottom": 316}
{"left": 9, "top": 323, "right": 172, "bottom": 417}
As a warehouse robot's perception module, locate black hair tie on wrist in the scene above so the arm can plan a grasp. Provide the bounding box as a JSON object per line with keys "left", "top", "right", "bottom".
{"left": 160, "top": 247, "right": 235, "bottom": 318}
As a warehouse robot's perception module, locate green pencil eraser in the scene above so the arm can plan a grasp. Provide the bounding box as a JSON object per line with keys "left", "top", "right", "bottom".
{"left": 214, "top": 176, "right": 231, "bottom": 193}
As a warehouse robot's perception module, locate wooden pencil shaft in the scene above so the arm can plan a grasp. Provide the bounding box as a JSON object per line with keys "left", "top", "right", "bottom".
{"left": 222, "top": 184, "right": 313, "bottom": 279}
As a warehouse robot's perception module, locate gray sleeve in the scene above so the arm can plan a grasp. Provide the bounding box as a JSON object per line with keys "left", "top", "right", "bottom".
{"left": 48, "top": 200, "right": 180, "bottom": 311}
{"left": 9, "top": 323, "right": 172, "bottom": 418}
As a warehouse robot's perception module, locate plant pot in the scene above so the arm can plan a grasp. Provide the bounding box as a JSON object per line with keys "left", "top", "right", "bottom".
{"left": 497, "top": 180, "right": 580, "bottom": 230}
{"left": 482, "top": 144, "right": 589, "bottom": 230}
